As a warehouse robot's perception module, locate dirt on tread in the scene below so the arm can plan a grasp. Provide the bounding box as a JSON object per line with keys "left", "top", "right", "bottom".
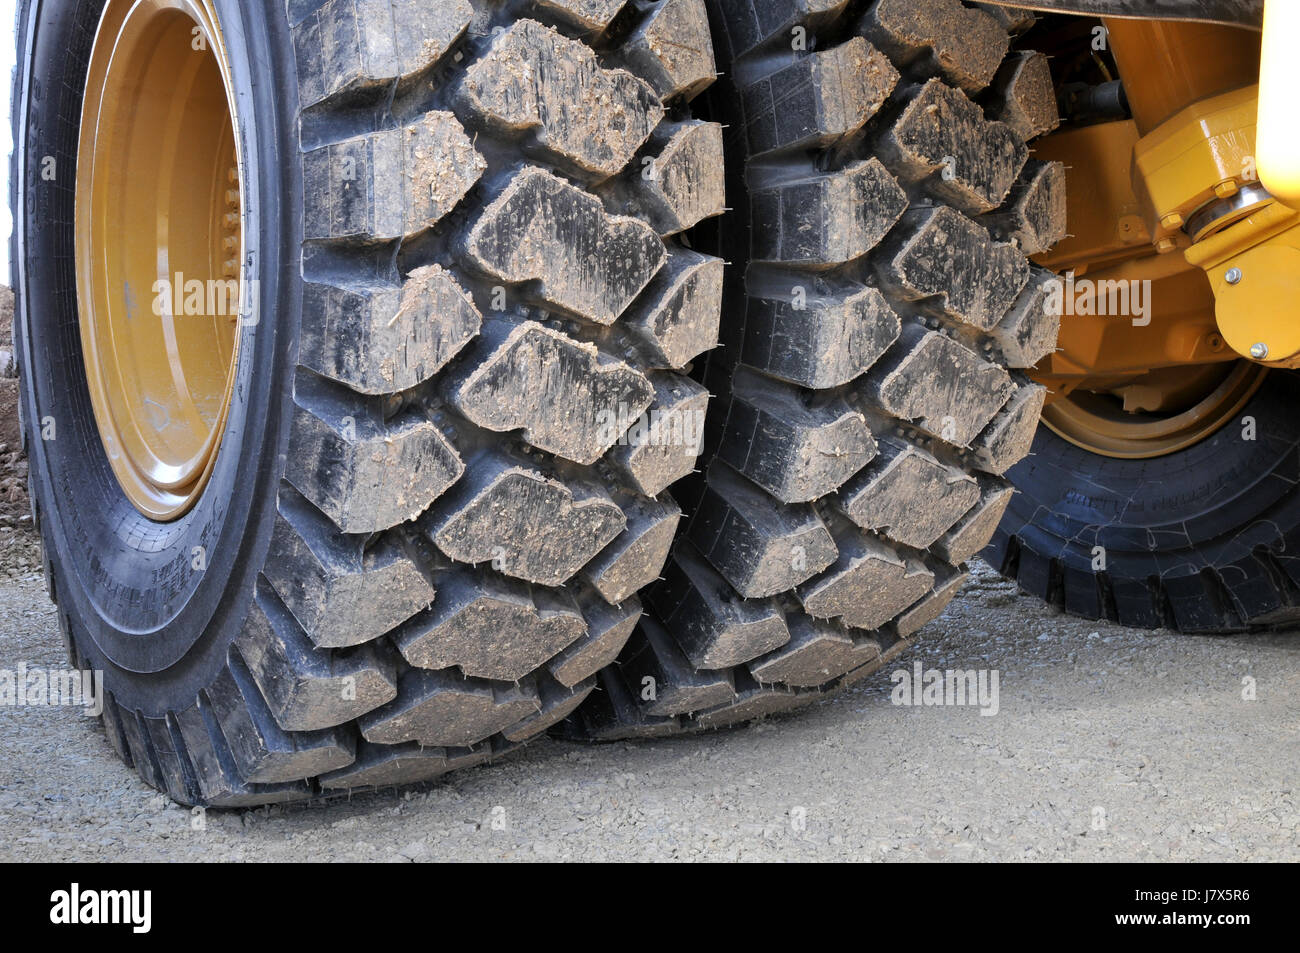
{"left": 32, "top": 0, "right": 725, "bottom": 806}
{"left": 571, "top": 0, "right": 1061, "bottom": 741}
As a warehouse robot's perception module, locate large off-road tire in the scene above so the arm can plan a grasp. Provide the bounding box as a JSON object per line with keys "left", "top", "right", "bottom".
{"left": 569, "top": 0, "right": 1065, "bottom": 738}
{"left": 989, "top": 373, "right": 1300, "bottom": 633}
{"left": 13, "top": 0, "right": 723, "bottom": 804}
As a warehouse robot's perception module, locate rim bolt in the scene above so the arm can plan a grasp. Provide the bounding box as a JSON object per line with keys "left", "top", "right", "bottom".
{"left": 1226, "top": 267, "right": 1243, "bottom": 284}
{"left": 1250, "top": 342, "right": 1269, "bottom": 360}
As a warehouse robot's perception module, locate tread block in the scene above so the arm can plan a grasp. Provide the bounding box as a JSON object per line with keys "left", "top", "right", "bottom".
{"left": 603, "top": 121, "right": 725, "bottom": 236}
{"left": 865, "top": 325, "right": 1014, "bottom": 447}
{"left": 717, "top": 0, "right": 850, "bottom": 58}
{"left": 318, "top": 742, "right": 454, "bottom": 790}
{"left": 987, "top": 160, "right": 1068, "bottom": 256}
{"left": 618, "top": 0, "right": 717, "bottom": 102}
{"left": 118, "top": 712, "right": 171, "bottom": 800}
{"left": 235, "top": 588, "right": 398, "bottom": 732}
{"left": 206, "top": 660, "right": 356, "bottom": 784}
{"left": 751, "top": 158, "right": 907, "bottom": 266}
{"left": 294, "top": 0, "right": 471, "bottom": 108}
{"left": 265, "top": 493, "right": 434, "bottom": 649}
{"left": 531, "top": 0, "right": 629, "bottom": 36}
{"left": 882, "top": 78, "right": 1028, "bottom": 215}
{"left": 462, "top": 167, "right": 667, "bottom": 325}
{"left": 142, "top": 716, "right": 200, "bottom": 806}
{"left": 742, "top": 36, "right": 899, "bottom": 155}
{"left": 936, "top": 482, "right": 1015, "bottom": 563}
{"left": 836, "top": 634, "right": 887, "bottom": 683}
{"left": 989, "top": 267, "right": 1061, "bottom": 368}
{"left": 741, "top": 282, "right": 900, "bottom": 389}
{"left": 1162, "top": 571, "right": 1243, "bottom": 633}
{"left": 987, "top": 51, "right": 1059, "bottom": 142}
{"left": 607, "top": 371, "right": 709, "bottom": 497}
{"left": 98, "top": 691, "right": 134, "bottom": 768}
{"left": 172, "top": 705, "right": 311, "bottom": 807}
{"left": 748, "top": 616, "right": 860, "bottom": 688}
{"left": 880, "top": 206, "right": 1031, "bottom": 330}
{"left": 300, "top": 264, "right": 481, "bottom": 395}
{"left": 976, "top": 3, "right": 1036, "bottom": 34}
{"left": 840, "top": 657, "right": 886, "bottom": 688}
{"left": 549, "top": 592, "right": 642, "bottom": 687}
{"left": 501, "top": 676, "right": 597, "bottom": 742}
{"left": 972, "top": 381, "right": 1046, "bottom": 475}
{"left": 113, "top": 705, "right": 160, "bottom": 792}
{"left": 287, "top": 399, "right": 464, "bottom": 535}
{"left": 1103, "top": 573, "right": 1164, "bottom": 630}
{"left": 647, "top": 543, "right": 791, "bottom": 669}
{"left": 720, "top": 368, "right": 876, "bottom": 504}
{"left": 426, "top": 456, "right": 626, "bottom": 586}
{"left": 452, "top": 320, "right": 655, "bottom": 465}
{"left": 798, "top": 530, "right": 934, "bottom": 629}
{"left": 624, "top": 250, "right": 724, "bottom": 370}
{"left": 455, "top": 19, "right": 663, "bottom": 177}
{"left": 690, "top": 463, "right": 839, "bottom": 599}
{"left": 581, "top": 494, "right": 682, "bottom": 604}
{"left": 303, "top": 111, "right": 484, "bottom": 241}
{"left": 895, "top": 568, "right": 968, "bottom": 637}
{"left": 691, "top": 685, "right": 803, "bottom": 729}
{"left": 618, "top": 617, "right": 736, "bottom": 717}
{"left": 837, "top": 437, "right": 981, "bottom": 548}
{"left": 394, "top": 569, "right": 586, "bottom": 681}
{"left": 878, "top": 629, "right": 914, "bottom": 665}
{"left": 862, "top": 0, "right": 1009, "bottom": 93}
{"left": 360, "top": 669, "right": 539, "bottom": 747}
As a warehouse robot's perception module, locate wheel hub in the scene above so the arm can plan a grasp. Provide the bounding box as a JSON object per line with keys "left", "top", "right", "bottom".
{"left": 75, "top": 0, "right": 243, "bottom": 520}
{"left": 1041, "top": 360, "right": 1268, "bottom": 459}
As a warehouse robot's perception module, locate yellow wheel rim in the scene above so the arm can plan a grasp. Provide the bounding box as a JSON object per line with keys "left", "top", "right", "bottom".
{"left": 1042, "top": 361, "right": 1269, "bottom": 460}
{"left": 75, "top": 0, "right": 243, "bottom": 520}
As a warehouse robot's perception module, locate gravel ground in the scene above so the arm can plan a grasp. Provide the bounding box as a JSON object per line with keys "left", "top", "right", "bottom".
{"left": 0, "top": 550, "right": 1296, "bottom": 862}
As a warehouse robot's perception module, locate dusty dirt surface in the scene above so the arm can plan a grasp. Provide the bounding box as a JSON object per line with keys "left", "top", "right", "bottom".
{"left": 0, "top": 286, "right": 38, "bottom": 580}
{"left": 1, "top": 557, "right": 1295, "bottom": 862}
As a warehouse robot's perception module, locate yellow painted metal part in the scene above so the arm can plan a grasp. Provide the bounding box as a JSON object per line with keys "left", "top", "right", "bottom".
{"left": 1032, "top": 255, "right": 1230, "bottom": 397}
{"left": 1027, "top": 17, "right": 1270, "bottom": 458}
{"left": 1102, "top": 17, "right": 1260, "bottom": 135}
{"left": 1030, "top": 122, "right": 1230, "bottom": 399}
{"left": 1185, "top": 202, "right": 1300, "bottom": 364}
{"left": 1131, "top": 85, "right": 1260, "bottom": 249}
{"left": 1257, "top": 0, "right": 1300, "bottom": 208}
{"left": 75, "top": 0, "right": 243, "bottom": 520}
{"left": 1033, "top": 121, "right": 1151, "bottom": 275}
{"left": 1041, "top": 360, "right": 1268, "bottom": 459}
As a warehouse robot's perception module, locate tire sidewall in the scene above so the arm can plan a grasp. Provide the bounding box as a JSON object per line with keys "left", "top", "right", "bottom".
{"left": 13, "top": 0, "right": 302, "bottom": 713}
{"left": 1000, "top": 372, "right": 1300, "bottom": 577}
